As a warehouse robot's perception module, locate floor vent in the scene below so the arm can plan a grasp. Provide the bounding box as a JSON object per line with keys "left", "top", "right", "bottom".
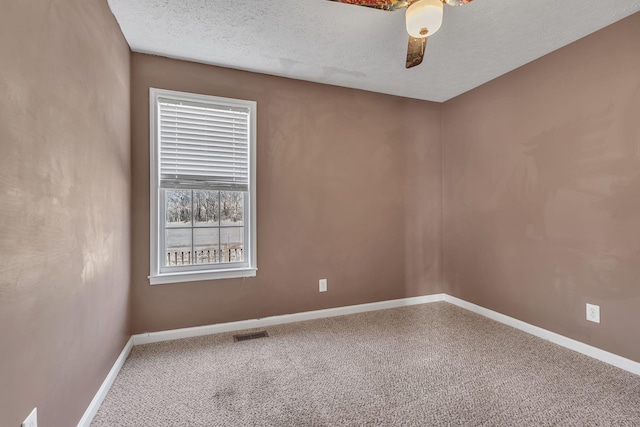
{"left": 233, "top": 331, "right": 269, "bottom": 342}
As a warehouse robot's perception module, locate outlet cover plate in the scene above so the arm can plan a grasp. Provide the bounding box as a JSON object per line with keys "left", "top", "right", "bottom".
{"left": 22, "top": 408, "right": 37, "bottom": 427}
{"left": 586, "top": 303, "right": 600, "bottom": 323}
{"left": 319, "top": 279, "right": 327, "bottom": 292}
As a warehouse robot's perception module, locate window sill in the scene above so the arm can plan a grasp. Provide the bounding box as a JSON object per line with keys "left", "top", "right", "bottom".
{"left": 149, "top": 267, "right": 257, "bottom": 285}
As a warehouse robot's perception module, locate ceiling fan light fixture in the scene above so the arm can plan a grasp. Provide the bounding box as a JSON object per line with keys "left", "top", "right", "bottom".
{"left": 405, "top": 0, "right": 443, "bottom": 38}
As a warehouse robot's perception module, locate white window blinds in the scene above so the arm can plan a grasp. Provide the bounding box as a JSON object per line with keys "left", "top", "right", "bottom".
{"left": 158, "top": 97, "right": 250, "bottom": 192}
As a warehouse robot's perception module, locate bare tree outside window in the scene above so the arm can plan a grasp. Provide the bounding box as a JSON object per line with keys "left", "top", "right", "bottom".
{"left": 165, "top": 190, "right": 245, "bottom": 266}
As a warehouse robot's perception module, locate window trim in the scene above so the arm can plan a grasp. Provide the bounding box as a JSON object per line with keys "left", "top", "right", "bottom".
{"left": 148, "top": 88, "right": 257, "bottom": 285}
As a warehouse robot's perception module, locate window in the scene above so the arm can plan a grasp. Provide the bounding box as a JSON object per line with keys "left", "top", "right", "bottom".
{"left": 149, "top": 88, "right": 256, "bottom": 285}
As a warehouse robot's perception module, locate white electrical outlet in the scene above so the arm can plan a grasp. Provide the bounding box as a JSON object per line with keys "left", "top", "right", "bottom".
{"left": 586, "top": 303, "right": 600, "bottom": 323}
{"left": 319, "top": 279, "right": 327, "bottom": 292}
{"left": 22, "top": 408, "right": 37, "bottom": 427}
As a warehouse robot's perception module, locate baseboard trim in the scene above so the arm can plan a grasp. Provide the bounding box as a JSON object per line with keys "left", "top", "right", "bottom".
{"left": 81, "top": 292, "right": 640, "bottom": 426}
{"left": 77, "top": 337, "right": 133, "bottom": 427}
{"left": 444, "top": 295, "right": 640, "bottom": 376}
{"left": 132, "top": 294, "right": 446, "bottom": 345}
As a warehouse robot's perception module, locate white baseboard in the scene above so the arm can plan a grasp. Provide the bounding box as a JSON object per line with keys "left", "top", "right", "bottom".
{"left": 444, "top": 295, "right": 640, "bottom": 376}
{"left": 132, "top": 294, "right": 446, "bottom": 345}
{"left": 77, "top": 337, "right": 133, "bottom": 427}
{"left": 81, "top": 292, "right": 640, "bottom": 427}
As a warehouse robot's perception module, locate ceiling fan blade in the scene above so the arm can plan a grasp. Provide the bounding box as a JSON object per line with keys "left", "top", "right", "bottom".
{"left": 327, "top": 0, "right": 409, "bottom": 12}
{"left": 443, "top": 0, "right": 473, "bottom": 6}
{"left": 406, "top": 36, "right": 427, "bottom": 69}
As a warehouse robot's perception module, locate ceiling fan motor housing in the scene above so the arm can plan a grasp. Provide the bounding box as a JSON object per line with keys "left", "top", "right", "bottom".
{"left": 405, "top": 0, "right": 444, "bottom": 38}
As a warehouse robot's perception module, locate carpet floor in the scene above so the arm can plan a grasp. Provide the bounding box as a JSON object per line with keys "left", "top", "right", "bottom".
{"left": 91, "top": 302, "right": 640, "bottom": 426}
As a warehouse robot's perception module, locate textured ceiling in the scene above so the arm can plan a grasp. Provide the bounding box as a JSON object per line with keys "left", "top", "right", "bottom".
{"left": 107, "top": 0, "right": 640, "bottom": 102}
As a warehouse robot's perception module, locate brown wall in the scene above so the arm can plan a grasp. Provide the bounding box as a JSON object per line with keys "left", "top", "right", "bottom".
{"left": 130, "top": 53, "right": 443, "bottom": 333}
{"left": 0, "top": 1, "right": 131, "bottom": 426}
{"left": 4, "top": 4, "right": 635, "bottom": 423}
{"left": 443, "top": 13, "right": 640, "bottom": 362}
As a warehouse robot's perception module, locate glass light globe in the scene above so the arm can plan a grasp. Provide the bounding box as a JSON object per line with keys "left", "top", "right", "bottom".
{"left": 405, "top": 0, "right": 444, "bottom": 38}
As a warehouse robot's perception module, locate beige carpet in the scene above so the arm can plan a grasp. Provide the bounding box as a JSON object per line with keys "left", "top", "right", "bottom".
{"left": 91, "top": 302, "right": 640, "bottom": 426}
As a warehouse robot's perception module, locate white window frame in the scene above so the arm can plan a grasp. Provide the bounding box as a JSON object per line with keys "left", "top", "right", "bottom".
{"left": 148, "top": 88, "right": 257, "bottom": 285}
